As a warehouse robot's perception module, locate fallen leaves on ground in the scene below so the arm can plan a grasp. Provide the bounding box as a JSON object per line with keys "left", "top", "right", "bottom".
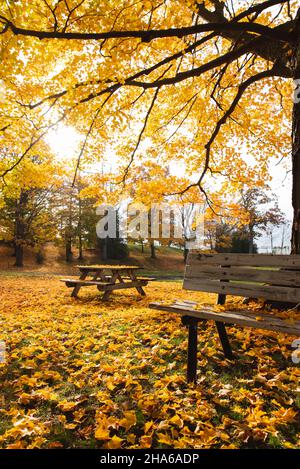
{"left": 0, "top": 274, "right": 299, "bottom": 449}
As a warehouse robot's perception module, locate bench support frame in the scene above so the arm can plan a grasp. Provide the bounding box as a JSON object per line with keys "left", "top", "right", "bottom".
{"left": 181, "top": 316, "right": 199, "bottom": 382}
{"left": 182, "top": 302, "right": 233, "bottom": 382}
{"left": 150, "top": 253, "right": 300, "bottom": 383}
{"left": 215, "top": 322, "right": 233, "bottom": 360}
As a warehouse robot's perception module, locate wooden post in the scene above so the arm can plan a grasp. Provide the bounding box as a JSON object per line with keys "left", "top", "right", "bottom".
{"left": 128, "top": 269, "right": 146, "bottom": 296}
{"left": 182, "top": 316, "right": 198, "bottom": 383}
{"left": 291, "top": 33, "right": 300, "bottom": 254}
{"left": 71, "top": 270, "right": 87, "bottom": 297}
{"left": 215, "top": 267, "right": 233, "bottom": 359}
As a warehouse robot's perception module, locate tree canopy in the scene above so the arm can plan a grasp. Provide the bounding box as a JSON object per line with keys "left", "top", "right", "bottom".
{"left": 0, "top": 1, "right": 299, "bottom": 246}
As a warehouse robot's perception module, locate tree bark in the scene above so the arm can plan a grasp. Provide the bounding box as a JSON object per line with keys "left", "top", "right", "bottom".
{"left": 65, "top": 190, "right": 73, "bottom": 262}
{"left": 78, "top": 196, "right": 83, "bottom": 260}
{"left": 15, "top": 242, "right": 24, "bottom": 267}
{"left": 65, "top": 236, "right": 73, "bottom": 263}
{"left": 150, "top": 241, "right": 156, "bottom": 259}
{"left": 291, "top": 37, "right": 300, "bottom": 254}
{"left": 14, "top": 190, "right": 28, "bottom": 267}
{"left": 184, "top": 242, "right": 189, "bottom": 263}
{"left": 249, "top": 236, "right": 254, "bottom": 254}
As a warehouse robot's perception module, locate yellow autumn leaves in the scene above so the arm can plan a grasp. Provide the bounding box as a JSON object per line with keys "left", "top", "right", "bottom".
{"left": 0, "top": 275, "right": 299, "bottom": 449}
{"left": 94, "top": 410, "right": 137, "bottom": 448}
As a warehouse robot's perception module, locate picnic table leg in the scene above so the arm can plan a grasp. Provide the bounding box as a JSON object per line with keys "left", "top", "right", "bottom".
{"left": 215, "top": 321, "right": 234, "bottom": 360}
{"left": 71, "top": 271, "right": 87, "bottom": 298}
{"left": 136, "top": 285, "right": 146, "bottom": 296}
{"left": 101, "top": 289, "right": 112, "bottom": 301}
{"left": 127, "top": 270, "right": 146, "bottom": 296}
{"left": 99, "top": 271, "right": 119, "bottom": 301}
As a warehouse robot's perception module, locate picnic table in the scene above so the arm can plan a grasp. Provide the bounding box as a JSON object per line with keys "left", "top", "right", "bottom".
{"left": 61, "top": 265, "right": 155, "bottom": 300}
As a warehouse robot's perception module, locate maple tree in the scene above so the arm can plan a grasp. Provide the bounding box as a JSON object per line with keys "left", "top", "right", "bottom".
{"left": 0, "top": 153, "right": 62, "bottom": 266}
{"left": 0, "top": 0, "right": 298, "bottom": 253}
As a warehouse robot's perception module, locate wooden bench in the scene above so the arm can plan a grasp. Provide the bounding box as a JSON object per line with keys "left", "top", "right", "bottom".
{"left": 150, "top": 253, "right": 300, "bottom": 382}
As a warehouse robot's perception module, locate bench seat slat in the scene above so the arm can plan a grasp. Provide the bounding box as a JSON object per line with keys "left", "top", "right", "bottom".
{"left": 183, "top": 279, "right": 300, "bottom": 303}
{"left": 187, "top": 253, "right": 300, "bottom": 268}
{"left": 120, "top": 276, "right": 156, "bottom": 281}
{"left": 60, "top": 279, "right": 113, "bottom": 286}
{"left": 185, "top": 266, "right": 300, "bottom": 287}
{"left": 149, "top": 302, "right": 300, "bottom": 336}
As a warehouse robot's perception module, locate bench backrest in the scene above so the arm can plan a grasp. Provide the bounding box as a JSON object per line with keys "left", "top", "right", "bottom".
{"left": 184, "top": 253, "right": 300, "bottom": 303}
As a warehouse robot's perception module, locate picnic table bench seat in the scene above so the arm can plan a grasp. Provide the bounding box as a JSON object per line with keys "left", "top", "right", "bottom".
{"left": 120, "top": 276, "right": 156, "bottom": 282}
{"left": 61, "top": 277, "right": 150, "bottom": 289}
{"left": 149, "top": 253, "right": 300, "bottom": 382}
{"left": 60, "top": 278, "right": 114, "bottom": 287}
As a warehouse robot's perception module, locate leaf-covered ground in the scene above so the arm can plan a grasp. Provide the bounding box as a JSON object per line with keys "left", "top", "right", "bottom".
{"left": 0, "top": 275, "right": 299, "bottom": 449}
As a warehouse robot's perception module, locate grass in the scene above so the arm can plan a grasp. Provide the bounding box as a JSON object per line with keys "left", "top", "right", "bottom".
{"left": 0, "top": 275, "right": 298, "bottom": 449}
{"left": 128, "top": 243, "right": 183, "bottom": 257}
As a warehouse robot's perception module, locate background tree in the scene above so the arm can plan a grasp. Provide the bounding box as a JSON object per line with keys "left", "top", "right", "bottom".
{"left": 238, "top": 187, "right": 286, "bottom": 253}
{"left": 203, "top": 188, "right": 284, "bottom": 253}
{"left": 55, "top": 177, "right": 100, "bottom": 262}
{"left": 0, "top": 154, "right": 61, "bottom": 266}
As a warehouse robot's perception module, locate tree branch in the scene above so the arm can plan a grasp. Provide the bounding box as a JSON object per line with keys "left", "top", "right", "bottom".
{"left": 196, "top": 0, "right": 293, "bottom": 75}
{"left": 171, "top": 66, "right": 278, "bottom": 198}
{"left": 122, "top": 88, "right": 159, "bottom": 183}
{"left": 0, "top": 16, "right": 293, "bottom": 42}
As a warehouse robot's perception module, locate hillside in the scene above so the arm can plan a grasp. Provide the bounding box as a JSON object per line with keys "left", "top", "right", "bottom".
{"left": 0, "top": 243, "right": 185, "bottom": 279}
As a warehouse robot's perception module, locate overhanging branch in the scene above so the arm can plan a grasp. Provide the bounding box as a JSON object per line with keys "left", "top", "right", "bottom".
{"left": 170, "top": 66, "right": 278, "bottom": 198}
{"left": 0, "top": 15, "right": 294, "bottom": 42}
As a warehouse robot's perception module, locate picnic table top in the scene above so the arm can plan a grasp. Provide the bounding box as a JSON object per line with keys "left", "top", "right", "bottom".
{"left": 77, "top": 265, "right": 142, "bottom": 271}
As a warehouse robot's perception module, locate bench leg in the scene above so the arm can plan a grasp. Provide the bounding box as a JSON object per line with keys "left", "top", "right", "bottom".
{"left": 182, "top": 316, "right": 199, "bottom": 383}
{"left": 187, "top": 320, "right": 198, "bottom": 383}
{"left": 215, "top": 321, "right": 233, "bottom": 360}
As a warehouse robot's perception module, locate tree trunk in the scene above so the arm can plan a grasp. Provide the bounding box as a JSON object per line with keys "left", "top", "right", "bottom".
{"left": 15, "top": 243, "right": 24, "bottom": 267}
{"left": 65, "top": 190, "right": 73, "bottom": 262}
{"left": 78, "top": 197, "right": 83, "bottom": 260}
{"left": 150, "top": 241, "right": 156, "bottom": 259}
{"left": 249, "top": 234, "right": 254, "bottom": 254}
{"left": 184, "top": 241, "right": 189, "bottom": 263}
{"left": 14, "top": 191, "right": 28, "bottom": 267}
{"left": 78, "top": 237, "right": 83, "bottom": 260}
{"left": 291, "top": 42, "right": 300, "bottom": 253}
{"left": 11, "top": 242, "right": 16, "bottom": 257}
{"left": 65, "top": 236, "right": 73, "bottom": 263}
